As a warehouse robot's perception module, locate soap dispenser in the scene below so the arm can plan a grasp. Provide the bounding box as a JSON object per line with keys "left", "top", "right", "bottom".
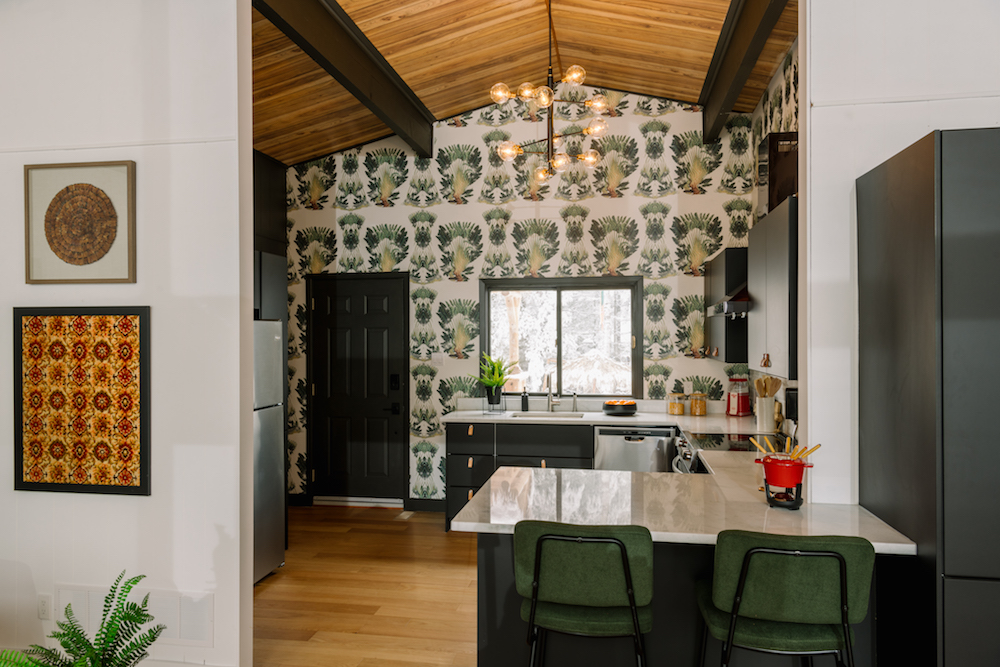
{"left": 521, "top": 390, "right": 529, "bottom": 411}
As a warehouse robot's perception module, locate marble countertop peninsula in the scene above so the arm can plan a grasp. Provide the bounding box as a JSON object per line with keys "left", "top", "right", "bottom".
{"left": 450, "top": 452, "right": 916, "bottom": 556}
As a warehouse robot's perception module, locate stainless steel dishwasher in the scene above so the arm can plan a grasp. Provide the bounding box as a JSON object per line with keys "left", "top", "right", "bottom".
{"left": 594, "top": 426, "right": 675, "bottom": 472}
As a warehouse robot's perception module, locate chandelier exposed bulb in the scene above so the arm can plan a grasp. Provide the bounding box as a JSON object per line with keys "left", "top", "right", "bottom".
{"left": 551, "top": 153, "right": 571, "bottom": 173}
{"left": 586, "top": 94, "right": 610, "bottom": 115}
{"left": 585, "top": 117, "right": 609, "bottom": 138}
{"left": 534, "top": 165, "right": 552, "bottom": 182}
{"left": 490, "top": 83, "right": 512, "bottom": 105}
{"left": 517, "top": 82, "right": 536, "bottom": 101}
{"left": 563, "top": 64, "right": 586, "bottom": 85}
{"left": 581, "top": 150, "right": 600, "bottom": 168}
{"left": 535, "top": 85, "right": 554, "bottom": 108}
{"left": 497, "top": 140, "right": 522, "bottom": 162}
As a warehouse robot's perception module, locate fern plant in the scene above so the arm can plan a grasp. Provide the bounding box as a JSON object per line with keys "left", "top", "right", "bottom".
{"left": 0, "top": 572, "right": 165, "bottom": 667}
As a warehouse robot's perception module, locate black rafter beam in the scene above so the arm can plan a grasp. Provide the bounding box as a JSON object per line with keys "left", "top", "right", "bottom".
{"left": 254, "top": 0, "right": 434, "bottom": 158}
{"left": 699, "top": 0, "right": 789, "bottom": 143}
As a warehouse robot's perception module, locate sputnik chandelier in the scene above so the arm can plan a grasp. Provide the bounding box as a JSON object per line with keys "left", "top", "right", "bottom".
{"left": 488, "top": 0, "right": 611, "bottom": 182}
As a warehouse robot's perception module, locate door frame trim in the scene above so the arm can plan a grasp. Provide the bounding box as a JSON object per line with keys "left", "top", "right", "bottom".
{"left": 305, "top": 272, "right": 411, "bottom": 503}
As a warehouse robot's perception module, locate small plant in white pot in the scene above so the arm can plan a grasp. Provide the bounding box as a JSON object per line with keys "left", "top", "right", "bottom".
{"left": 0, "top": 572, "right": 165, "bottom": 667}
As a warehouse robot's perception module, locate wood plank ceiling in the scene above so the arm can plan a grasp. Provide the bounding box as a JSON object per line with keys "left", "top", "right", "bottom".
{"left": 253, "top": 0, "right": 797, "bottom": 166}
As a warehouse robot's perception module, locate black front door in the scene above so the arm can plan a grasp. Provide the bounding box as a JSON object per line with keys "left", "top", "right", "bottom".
{"left": 307, "top": 273, "right": 409, "bottom": 499}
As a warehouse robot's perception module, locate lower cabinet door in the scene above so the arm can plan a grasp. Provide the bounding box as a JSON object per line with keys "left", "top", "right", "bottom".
{"left": 446, "top": 486, "right": 479, "bottom": 523}
{"left": 944, "top": 577, "right": 1000, "bottom": 664}
{"left": 446, "top": 454, "right": 495, "bottom": 487}
{"left": 496, "top": 455, "right": 592, "bottom": 469}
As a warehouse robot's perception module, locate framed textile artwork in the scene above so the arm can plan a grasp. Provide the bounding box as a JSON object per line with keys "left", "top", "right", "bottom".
{"left": 14, "top": 307, "right": 150, "bottom": 495}
{"left": 24, "top": 161, "right": 136, "bottom": 284}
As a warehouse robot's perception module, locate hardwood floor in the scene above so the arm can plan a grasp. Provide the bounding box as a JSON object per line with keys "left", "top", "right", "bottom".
{"left": 254, "top": 506, "right": 478, "bottom": 667}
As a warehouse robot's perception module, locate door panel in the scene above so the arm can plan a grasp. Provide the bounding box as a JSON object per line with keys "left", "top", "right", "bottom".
{"left": 308, "top": 274, "right": 408, "bottom": 499}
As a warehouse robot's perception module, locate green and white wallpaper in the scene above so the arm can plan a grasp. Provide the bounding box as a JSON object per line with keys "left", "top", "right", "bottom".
{"left": 285, "top": 57, "right": 798, "bottom": 499}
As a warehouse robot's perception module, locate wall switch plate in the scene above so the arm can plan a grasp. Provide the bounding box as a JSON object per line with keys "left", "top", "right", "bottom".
{"left": 37, "top": 594, "right": 52, "bottom": 620}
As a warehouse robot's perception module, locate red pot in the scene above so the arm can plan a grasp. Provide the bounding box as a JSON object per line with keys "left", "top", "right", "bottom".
{"left": 757, "top": 455, "right": 813, "bottom": 487}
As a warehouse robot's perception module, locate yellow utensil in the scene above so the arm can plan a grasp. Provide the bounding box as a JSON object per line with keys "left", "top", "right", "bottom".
{"left": 790, "top": 445, "right": 806, "bottom": 459}
{"left": 799, "top": 444, "right": 822, "bottom": 459}
{"left": 785, "top": 436, "right": 791, "bottom": 454}
{"left": 764, "top": 436, "right": 775, "bottom": 453}
{"left": 749, "top": 437, "right": 767, "bottom": 454}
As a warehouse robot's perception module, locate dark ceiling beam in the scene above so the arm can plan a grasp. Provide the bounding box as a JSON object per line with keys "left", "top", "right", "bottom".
{"left": 254, "top": 0, "right": 435, "bottom": 158}
{"left": 699, "top": 0, "right": 789, "bottom": 143}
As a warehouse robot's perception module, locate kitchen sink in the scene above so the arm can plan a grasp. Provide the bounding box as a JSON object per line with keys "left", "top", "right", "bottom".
{"left": 510, "top": 412, "right": 586, "bottom": 418}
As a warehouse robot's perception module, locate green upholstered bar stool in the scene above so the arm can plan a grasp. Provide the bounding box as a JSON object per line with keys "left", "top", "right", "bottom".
{"left": 697, "top": 530, "right": 876, "bottom": 667}
{"left": 513, "top": 520, "right": 654, "bottom": 667}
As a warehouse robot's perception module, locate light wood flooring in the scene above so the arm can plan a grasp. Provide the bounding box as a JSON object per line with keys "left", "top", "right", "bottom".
{"left": 253, "top": 506, "right": 478, "bottom": 667}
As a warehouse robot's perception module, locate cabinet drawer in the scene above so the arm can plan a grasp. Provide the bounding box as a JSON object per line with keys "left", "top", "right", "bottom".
{"left": 447, "top": 454, "right": 496, "bottom": 487}
{"left": 446, "top": 486, "right": 479, "bottom": 520}
{"left": 496, "top": 455, "right": 592, "bottom": 470}
{"left": 496, "top": 424, "right": 594, "bottom": 458}
{"left": 446, "top": 422, "right": 495, "bottom": 454}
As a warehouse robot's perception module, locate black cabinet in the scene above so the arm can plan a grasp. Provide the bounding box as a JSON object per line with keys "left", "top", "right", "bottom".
{"left": 704, "top": 248, "right": 748, "bottom": 363}
{"left": 858, "top": 128, "right": 1000, "bottom": 665}
{"left": 747, "top": 195, "right": 797, "bottom": 379}
{"left": 445, "top": 423, "right": 496, "bottom": 530}
{"left": 445, "top": 422, "right": 595, "bottom": 530}
{"left": 495, "top": 424, "right": 594, "bottom": 459}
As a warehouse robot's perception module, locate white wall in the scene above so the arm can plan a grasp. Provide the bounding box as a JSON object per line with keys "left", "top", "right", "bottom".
{"left": 803, "top": 0, "right": 1000, "bottom": 502}
{"left": 0, "top": 3, "right": 251, "bottom": 666}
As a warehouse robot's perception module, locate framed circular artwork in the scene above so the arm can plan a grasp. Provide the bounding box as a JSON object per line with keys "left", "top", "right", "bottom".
{"left": 24, "top": 161, "right": 136, "bottom": 283}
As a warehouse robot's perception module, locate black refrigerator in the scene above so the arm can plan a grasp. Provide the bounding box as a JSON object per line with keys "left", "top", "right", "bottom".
{"left": 857, "top": 128, "right": 1000, "bottom": 666}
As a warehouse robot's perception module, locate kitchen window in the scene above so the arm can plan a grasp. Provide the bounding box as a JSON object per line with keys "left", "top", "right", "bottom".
{"left": 479, "top": 277, "right": 643, "bottom": 397}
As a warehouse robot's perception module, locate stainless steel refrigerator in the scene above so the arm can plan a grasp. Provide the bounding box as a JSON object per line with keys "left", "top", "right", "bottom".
{"left": 253, "top": 320, "right": 285, "bottom": 583}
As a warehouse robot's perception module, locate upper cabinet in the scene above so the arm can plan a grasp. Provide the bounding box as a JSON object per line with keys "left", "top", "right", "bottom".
{"left": 748, "top": 195, "right": 797, "bottom": 379}
{"left": 704, "top": 248, "right": 748, "bottom": 363}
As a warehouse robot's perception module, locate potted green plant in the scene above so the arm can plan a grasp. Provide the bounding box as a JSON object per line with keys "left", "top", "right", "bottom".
{"left": 472, "top": 352, "right": 515, "bottom": 404}
{"left": 0, "top": 571, "right": 165, "bottom": 667}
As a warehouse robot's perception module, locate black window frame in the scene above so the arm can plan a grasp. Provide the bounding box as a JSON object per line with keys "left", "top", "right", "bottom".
{"left": 479, "top": 276, "right": 644, "bottom": 398}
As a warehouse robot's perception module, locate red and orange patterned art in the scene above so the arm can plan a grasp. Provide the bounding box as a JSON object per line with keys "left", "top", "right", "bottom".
{"left": 15, "top": 307, "right": 150, "bottom": 494}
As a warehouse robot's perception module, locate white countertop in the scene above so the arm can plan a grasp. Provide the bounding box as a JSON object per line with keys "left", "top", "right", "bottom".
{"left": 442, "top": 407, "right": 764, "bottom": 434}
{"left": 450, "top": 451, "right": 916, "bottom": 556}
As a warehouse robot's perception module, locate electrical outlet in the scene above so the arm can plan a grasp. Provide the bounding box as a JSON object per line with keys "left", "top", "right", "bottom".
{"left": 37, "top": 594, "right": 51, "bottom": 620}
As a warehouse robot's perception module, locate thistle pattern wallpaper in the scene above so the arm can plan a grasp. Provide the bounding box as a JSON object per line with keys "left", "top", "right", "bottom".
{"left": 285, "top": 45, "right": 798, "bottom": 500}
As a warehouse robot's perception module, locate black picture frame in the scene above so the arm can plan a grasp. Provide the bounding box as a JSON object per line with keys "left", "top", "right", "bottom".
{"left": 14, "top": 306, "right": 151, "bottom": 495}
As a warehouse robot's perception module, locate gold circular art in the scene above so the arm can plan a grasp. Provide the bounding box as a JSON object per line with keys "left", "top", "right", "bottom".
{"left": 44, "top": 183, "right": 118, "bottom": 265}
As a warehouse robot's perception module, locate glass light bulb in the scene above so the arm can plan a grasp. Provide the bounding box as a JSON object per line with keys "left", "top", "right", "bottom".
{"left": 497, "top": 140, "right": 522, "bottom": 162}
{"left": 535, "top": 85, "right": 554, "bottom": 108}
{"left": 581, "top": 149, "right": 600, "bottom": 168}
{"left": 587, "top": 94, "right": 609, "bottom": 115}
{"left": 551, "top": 134, "right": 564, "bottom": 149}
{"left": 563, "top": 64, "right": 586, "bottom": 85}
{"left": 534, "top": 165, "right": 551, "bottom": 182}
{"left": 490, "top": 82, "right": 512, "bottom": 105}
{"left": 551, "top": 153, "right": 571, "bottom": 173}
{"left": 517, "top": 82, "right": 536, "bottom": 100}
{"left": 586, "top": 117, "right": 608, "bottom": 138}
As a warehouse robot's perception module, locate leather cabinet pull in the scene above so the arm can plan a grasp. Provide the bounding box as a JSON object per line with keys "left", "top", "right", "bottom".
{"left": 468, "top": 457, "right": 474, "bottom": 468}
{"left": 468, "top": 424, "right": 473, "bottom": 436}
{"left": 468, "top": 489, "right": 473, "bottom": 500}
{"left": 541, "top": 459, "right": 546, "bottom": 468}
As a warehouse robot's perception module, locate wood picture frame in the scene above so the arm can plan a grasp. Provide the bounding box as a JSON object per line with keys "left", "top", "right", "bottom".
{"left": 14, "top": 306, "right": 151, "bottom": 495}
{"left": 24, "top": 161, "right": 136, "bottom": 284}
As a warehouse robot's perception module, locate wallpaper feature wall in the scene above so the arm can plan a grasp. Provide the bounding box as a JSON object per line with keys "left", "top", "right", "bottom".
{"left": 285, "top": 86, "right": 768, "bottom": 500}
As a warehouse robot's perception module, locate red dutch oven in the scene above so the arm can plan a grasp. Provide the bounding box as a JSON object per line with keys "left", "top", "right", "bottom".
{"left": 756, "top": 455, "right": 813, "bottom": 487}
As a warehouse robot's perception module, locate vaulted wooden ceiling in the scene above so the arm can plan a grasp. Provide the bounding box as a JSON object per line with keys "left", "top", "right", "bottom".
{"left": 253, "top": 0, "right": 797, "bottom": 166}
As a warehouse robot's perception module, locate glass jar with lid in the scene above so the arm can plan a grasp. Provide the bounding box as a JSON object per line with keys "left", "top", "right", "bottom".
{"left": 690, "top": 392, "right": 708, "bottom": 416}
{"left": 668, "top": 392, "right": 686, "bottom": 415}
